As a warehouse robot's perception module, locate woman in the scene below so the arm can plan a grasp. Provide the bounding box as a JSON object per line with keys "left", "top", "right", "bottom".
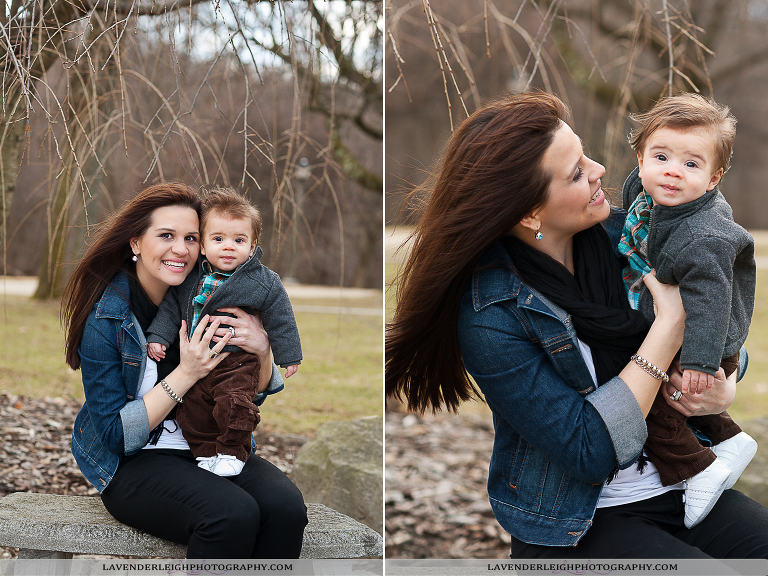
{"left": 63, "top": 182, "right": 307, "bottom": 558}
{"left": 386, "top": 92, "right": 768, "bottom": 558}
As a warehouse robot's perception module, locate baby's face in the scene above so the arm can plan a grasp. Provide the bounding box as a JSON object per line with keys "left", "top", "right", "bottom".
{"left": 200, "top": 213, "right": 256, "bottom": 272}
{"left": 637, "top": 126, "right": 723, "bottom": 207}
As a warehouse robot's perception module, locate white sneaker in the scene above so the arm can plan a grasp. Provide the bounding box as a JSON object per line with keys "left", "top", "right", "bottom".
{"left": 712, "top": 432, "right": 758, "bottom": 490}
{"left": 210, "top": 454, "right": 245, "bottom": 477}
{"left": 683, "top": 458, "right": 731, "bottom": 528}
{"left": 196, "top": 455, "right": 218, "bottom": 473}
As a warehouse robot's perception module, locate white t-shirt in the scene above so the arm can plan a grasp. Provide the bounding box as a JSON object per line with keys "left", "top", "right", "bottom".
{"left": 576, "top": 339, "right": 683, "bottom": 508}
{"left": 136, "top": 358, "right": 190, "bottom": 450}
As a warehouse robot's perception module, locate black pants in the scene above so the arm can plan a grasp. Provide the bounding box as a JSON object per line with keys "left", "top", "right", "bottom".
{"left": 511, "top": 490, "right": 768, "bottom": 559}
{"left": 101, "top": 448, "right": 308, "bottom": 559}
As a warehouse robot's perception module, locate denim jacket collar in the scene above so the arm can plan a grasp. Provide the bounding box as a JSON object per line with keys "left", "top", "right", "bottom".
{"left": 472, "top": 238, "right": 572, "bottom": 327}
{"left": 95, "top": 271, "right": 132, "bottom": 321}
{"left": 92, "top": 271, "right": 148, "bottom": 372}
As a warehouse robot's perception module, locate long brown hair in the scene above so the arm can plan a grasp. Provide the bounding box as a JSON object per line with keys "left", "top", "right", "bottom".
{"left": 386, "top": 92, "right": 569, "bottom": 413}
{"left": 62, "top": 182, "right": 202, "bottom": 370}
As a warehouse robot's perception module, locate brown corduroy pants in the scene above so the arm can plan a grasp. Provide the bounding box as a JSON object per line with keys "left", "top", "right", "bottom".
{"left": 644, "top": 352, "right": 741, "bottom": 486}
{"left": 176, "top": 351, "right": 261, "bottom": 463}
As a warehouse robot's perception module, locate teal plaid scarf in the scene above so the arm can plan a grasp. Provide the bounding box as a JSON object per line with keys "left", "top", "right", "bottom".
{"left": 618, "top": 190, "right": 653, "bottom": 310}
{"left": 191, "top": 259, "right": 236, "bottom": 333}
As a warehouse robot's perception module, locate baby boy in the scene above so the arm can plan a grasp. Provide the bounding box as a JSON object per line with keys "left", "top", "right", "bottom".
{"left": 147, "top": 187, "right": 302, "bottom": 477}
{"left": 619, "top": 93, "right": 757, "bottom": 529}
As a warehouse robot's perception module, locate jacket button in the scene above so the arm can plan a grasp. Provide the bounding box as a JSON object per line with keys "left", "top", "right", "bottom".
{"left": 524, "top": 294, "right": 533, "bottom": 304}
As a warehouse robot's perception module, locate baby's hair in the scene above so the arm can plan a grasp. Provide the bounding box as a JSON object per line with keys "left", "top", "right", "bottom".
{"left": 629, "top": 93, "right": 737, "bottom": 175}
{"left": 200, "top": 187, "right": 262, "bottom": 244}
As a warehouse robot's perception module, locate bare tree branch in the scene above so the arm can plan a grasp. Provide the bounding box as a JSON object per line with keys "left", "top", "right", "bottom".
{"left": 1, "top": 0, "right": 383, "bottom": 292}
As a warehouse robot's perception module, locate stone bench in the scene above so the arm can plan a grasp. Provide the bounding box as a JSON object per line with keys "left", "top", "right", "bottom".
{"left": 0, "top": 492, "right": 382, "bottom": 559}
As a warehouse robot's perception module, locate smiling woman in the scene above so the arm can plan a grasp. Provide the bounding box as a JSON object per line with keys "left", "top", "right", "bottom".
{"left": 513, "top": 121, "right": 608, "bottom": 273}
{"left": 129, "top": 206, "right": 201, "bottom": 305}
{"left": 385, "top": 91, "right": 768, "bottom": 559}
{"left": 61, "top": 182, "right": 308, "bottom": 559}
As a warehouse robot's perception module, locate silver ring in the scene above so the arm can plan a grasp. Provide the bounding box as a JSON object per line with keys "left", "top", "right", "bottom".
{"left": 228, "top": 327, "right": 236, "bottom": 338}
{"left": 670, "top": 389, "right": 683, "bottom": 402}
{"left": 209, "top": 350, "right": 219, "bottom": 359}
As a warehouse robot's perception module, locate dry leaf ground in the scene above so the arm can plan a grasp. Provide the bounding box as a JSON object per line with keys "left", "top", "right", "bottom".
{"left": 0, "top": 392, "right": 306, "bottom": 558}
{"left": 385, "top": 407, "right": 512, "bottom": 559}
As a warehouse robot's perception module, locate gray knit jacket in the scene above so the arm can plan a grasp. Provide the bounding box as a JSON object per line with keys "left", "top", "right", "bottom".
{"left": 623, "top": 167, "right": 755, "bottom": 375}
{"left": 147, "top": 246, "right": 302, "bottom": 368}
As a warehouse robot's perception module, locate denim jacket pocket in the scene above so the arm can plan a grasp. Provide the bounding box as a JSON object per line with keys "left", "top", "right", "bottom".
{"left": 506, "top": 441, "right": 575, "bottom": 518}
{"left": 72, "top": 408, "right": 119, "bottom": 491}
{"left": 76, "top": 411, "right": 108, "bottom": 460}
{"left": 507, "top": 436, "right": 526, "bottom": 491}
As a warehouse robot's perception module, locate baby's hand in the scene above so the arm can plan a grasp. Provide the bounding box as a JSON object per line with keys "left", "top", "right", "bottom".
{"left": 148, "top": 342, "right": 167, "bottom": 361}
{"left": 285, "top": 365, "right": 299, "bottom": 378}
{"left": 682, "top": 368, "right": 714, "bottom": 395}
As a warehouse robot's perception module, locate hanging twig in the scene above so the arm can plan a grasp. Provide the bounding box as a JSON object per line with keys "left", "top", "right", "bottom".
{"left": 682, "top": 0, "right": 714, "bottom": 96}
{"left": 421, "top": 0, "right": 468, "bottom": 129}
{"left": 661, "top": 0, "right": 674, "bottom": 96}
{"left": 524, "top": 0, "right": 563, "bottom": 92}
{"left": 386, "top": 29, "right": 411, "bottom": 102}
{"left": 484, "top": 0, "right": 490, "bottom": 58}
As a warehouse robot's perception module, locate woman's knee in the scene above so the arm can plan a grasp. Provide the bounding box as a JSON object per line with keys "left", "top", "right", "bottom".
{"left": 264, "top": 488, "right": 308, "bottom": 529}
{"left": 227, "top": 493, "right": 262, "bottom": 527}
{"left": 200, "top": 491, "right": 261, "bottom": 543}
{"left": 285, "top": 495, "right": 309, "bottom": 528}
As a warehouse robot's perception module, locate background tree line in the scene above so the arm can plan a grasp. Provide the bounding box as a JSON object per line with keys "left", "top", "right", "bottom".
{"left": 1, "top": 0, "right": 383, "bottom": 295}
{"left": 385, "top": 0, "right": 768, "bottom": 229}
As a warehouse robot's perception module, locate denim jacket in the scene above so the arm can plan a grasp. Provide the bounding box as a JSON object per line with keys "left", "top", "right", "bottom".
{"left": 456, "top": 209, "right": 648, "bottom": 547}
{"left": 71, "top": 271, "right": 284, "bottom": 492}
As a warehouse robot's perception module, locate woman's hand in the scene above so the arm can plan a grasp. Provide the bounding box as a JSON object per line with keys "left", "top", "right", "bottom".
{"left": 620, "top": 270, "right": 686, "bottom": 418}
{"left": 210, "top": 307, "right": 273, "bottom": 393}
{"left": 663, "top": 359, "right": 736, "bottom": 417}
{"left": 144, "top": 317, "right": 231, "bottom": 430}
{"left": 643, "top": 270, "right": 686, "bottom": 330}
{"left": 210, "top": 307, "right": 270, "bottom": 357}
{"left": 176, "top": 316, "right": 232, "bottom": 383}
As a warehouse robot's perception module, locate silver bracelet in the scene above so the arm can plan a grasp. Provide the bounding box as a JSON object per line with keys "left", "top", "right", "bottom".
{"left": 160, "top": 379, "right": 183, "bottom": 403}
{"left": 631, "top": 354, "right": 670, "bottom": 383}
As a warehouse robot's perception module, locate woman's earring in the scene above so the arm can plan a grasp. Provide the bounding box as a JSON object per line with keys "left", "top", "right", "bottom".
{"left": 534, "top": 228, "right": 543, "bottom": 241}
{"left": 132, "top": 255, "right": 138, "bottom": 262}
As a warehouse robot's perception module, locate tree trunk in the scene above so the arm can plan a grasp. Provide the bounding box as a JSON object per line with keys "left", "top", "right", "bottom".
{"left": 0, "top": 117, "right": 25, "bottom": 274}
{"left": 33, "top": 161, "right": 71, "bottom": 299}
{"left": 351, "top": 217, "right": 379, "bottom": 288}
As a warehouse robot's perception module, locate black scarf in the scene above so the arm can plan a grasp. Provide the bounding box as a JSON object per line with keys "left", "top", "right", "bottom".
{"left": 502, "top": 225, "right": 650, "bottom": 386}
{"left": 503, "top": 226, "right": 652, "bottom": 479}
{"left": 128, "top": 274, "right": 181, "bottom": 443}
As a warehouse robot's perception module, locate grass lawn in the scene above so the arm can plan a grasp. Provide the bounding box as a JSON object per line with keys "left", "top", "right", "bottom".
{"left": 0, "top": 292, "right": 383, "bottom": 437}
{"left": 264, "top": 308, "right": 383, "bottom": 435}
{"left": 732, "top": 268, "right": 768, "bottom": 421}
